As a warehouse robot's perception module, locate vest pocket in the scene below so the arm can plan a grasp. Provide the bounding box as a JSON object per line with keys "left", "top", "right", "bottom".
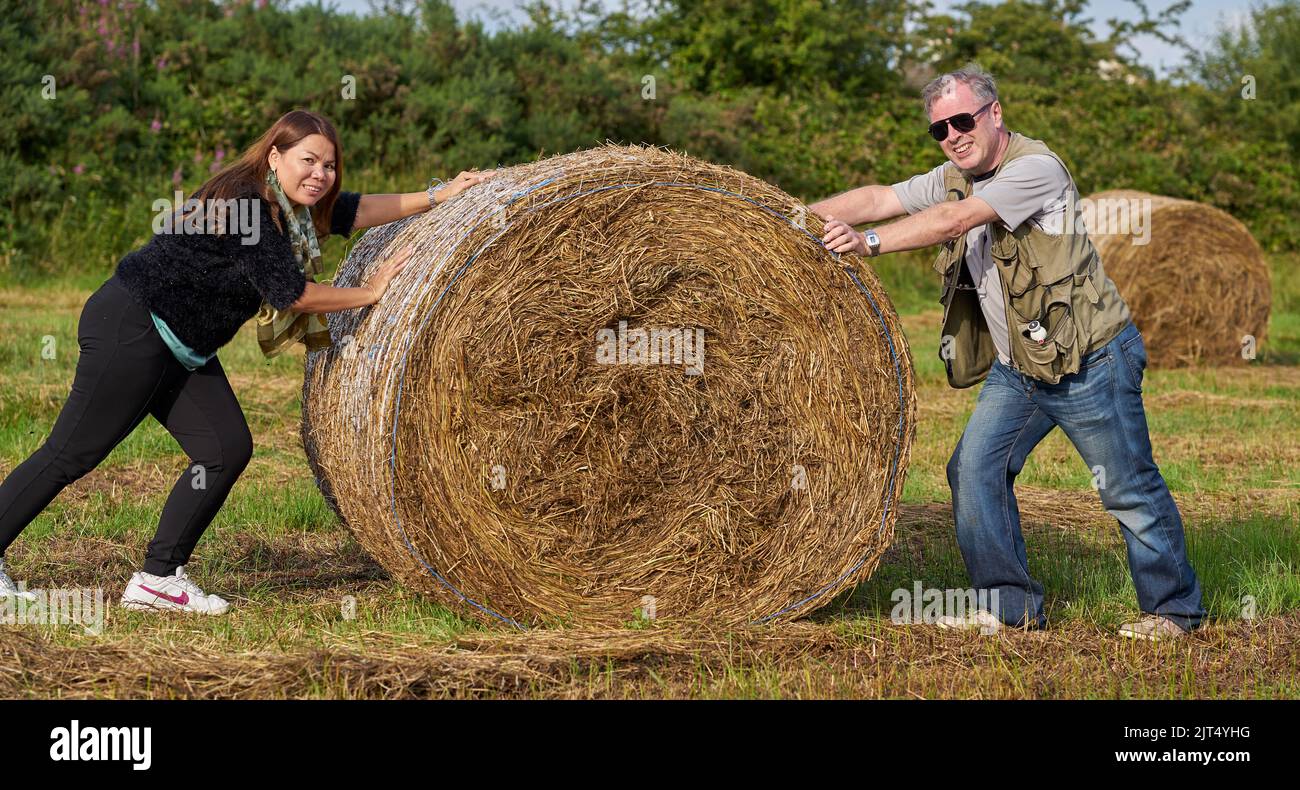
{"left": 1073, "top": 265, "right": 1105, "bottom": 306}
{"left": 987, "top": 235, "right": 1025, "bottom": 294}
{"left": 1017, "top": 232, "right": 1076, "bottom": 286}
{"left": 1010, "top": 289, "right": 1078, "bottom": 373}
{"left": 1014, "top": 308, "right": 1075, "bottom": 365}
{"left": 933, "top": 240, "right": 961, "bottom": 276}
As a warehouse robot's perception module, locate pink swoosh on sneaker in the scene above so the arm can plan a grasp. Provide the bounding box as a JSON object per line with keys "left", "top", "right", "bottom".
{"left": 139, "top": 584, "right": 189, "bottom": 606}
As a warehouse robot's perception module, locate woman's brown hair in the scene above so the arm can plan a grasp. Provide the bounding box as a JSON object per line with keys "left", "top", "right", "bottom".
{"left": 190, "top": 109, "right": 344, "bottom": 238}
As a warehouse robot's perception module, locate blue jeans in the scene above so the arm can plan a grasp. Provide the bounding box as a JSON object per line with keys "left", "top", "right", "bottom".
{"left": 946, "top": 321, "right": 1205, "bottom": 630}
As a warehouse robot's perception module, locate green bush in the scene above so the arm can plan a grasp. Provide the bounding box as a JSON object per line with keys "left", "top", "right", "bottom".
{"left": 1, "top": 0, "right": 1296, "bottom": 283}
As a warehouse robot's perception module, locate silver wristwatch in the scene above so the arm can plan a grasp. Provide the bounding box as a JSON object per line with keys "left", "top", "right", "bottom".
{"left": 863, "top": 229, "right": 882, "bottom": 257}
{"left": 427, "top": 177, "right": 447, "bottom": 208}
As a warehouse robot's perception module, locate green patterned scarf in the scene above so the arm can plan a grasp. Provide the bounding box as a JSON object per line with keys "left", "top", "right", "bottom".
{"left": 255, "top": 168, "right": 333, "bottom": 357}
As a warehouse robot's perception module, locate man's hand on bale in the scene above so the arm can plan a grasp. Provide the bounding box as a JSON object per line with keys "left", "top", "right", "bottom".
{"left": 821, "top": 215, "right": 868, "bottom": 257}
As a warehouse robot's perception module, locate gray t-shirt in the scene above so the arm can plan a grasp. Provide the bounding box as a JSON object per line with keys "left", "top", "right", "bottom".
{"left": 892, "top": 154, "right": 1072, "bottom": 365}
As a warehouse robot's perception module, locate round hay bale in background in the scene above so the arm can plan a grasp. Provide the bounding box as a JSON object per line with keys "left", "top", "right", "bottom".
{"left": 302, "top": 144, "right": 916, "bottom": 628}
{"left": 1084, "top": 189, "right": 1271, "bottom": 367}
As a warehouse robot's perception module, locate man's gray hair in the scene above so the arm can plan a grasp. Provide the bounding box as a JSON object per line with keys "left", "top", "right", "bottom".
{"left": 922, "top": 65, "right": 999, "bottom": 116}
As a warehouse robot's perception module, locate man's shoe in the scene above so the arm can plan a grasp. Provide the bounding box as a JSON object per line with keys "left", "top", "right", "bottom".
{"left": 1119, "top": 614, "right": 1187, "bottom": 641}
{"left": 120, "top": 565, "right": 229, "bottom": 615}
{"left": 0, "top": 557, "right": 37, "bottom": 601}
{"left": 935, "top": 608, "right": 1001, "bottom": 634}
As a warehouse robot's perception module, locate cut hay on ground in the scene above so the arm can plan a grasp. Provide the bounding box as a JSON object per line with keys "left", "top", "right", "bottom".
{"left": 6, "top": 616, "right": 1300, "bottom": 699}
{"left": 301, "top": 144, "right": 916, "bottom": 628}
{"left": 1085, "top": 189, "right": 1271, "bottom": 367}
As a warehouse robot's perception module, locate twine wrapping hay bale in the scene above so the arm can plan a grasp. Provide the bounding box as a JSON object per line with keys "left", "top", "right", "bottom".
{"left": 302, "top": 144, "right": 916, "bottom": 628}
{"left": 1084, "top": 190, "right": 1271, "bottom": 367}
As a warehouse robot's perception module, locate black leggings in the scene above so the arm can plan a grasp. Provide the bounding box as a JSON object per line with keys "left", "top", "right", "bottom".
{"left": 0, "top": 276, "right": 252, "bottom": 576}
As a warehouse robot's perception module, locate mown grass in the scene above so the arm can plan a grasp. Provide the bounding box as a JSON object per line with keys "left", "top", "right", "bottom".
{"left": 0, "top": 252, "right": 1297, "bottom": 698}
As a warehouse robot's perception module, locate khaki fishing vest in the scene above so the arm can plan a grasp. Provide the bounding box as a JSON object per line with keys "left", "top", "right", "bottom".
{"left": 933, "top": 132, "right": 1132, "bottom": 388}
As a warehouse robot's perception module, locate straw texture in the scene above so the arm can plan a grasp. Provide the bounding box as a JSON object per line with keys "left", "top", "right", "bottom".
{"left": 1086, "top": 190, "right": 1271, "bottom": 367}
{"left": 301, "top": 144, "right": 916, "bottom": 628}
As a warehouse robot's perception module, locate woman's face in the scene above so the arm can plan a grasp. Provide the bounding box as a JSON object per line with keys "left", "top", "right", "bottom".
{"left": 268, "top": 133, "right": 337, "bottom": 207}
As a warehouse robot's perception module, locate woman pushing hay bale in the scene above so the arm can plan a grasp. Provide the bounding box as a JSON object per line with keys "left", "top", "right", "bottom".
{"left": 302, "top": 144, "right": 916, "bottom": 628}
{"left": 1084, "top": 189, "right": 1271, "bottom": 367}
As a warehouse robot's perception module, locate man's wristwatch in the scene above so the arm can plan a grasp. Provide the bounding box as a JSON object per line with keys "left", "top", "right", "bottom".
{"left": 863, "top": 229, "right": 882, "bottom": 257}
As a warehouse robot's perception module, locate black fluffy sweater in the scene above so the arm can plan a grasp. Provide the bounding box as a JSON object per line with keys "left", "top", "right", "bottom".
{"left": 113, "top": 189, "right": 362, "bottom": 356}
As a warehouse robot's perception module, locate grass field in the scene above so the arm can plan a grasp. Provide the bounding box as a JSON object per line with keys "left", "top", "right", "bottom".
{"left": 1, "top": 249, "right": 1298, "bottom": 699}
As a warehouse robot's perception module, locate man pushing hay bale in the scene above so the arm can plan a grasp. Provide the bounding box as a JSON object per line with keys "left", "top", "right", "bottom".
{"left": 301, "top": 144, "right": 917, "bottom": 628}
{"left": 1084, "top": 189, "right": 1272, "bottom": 367}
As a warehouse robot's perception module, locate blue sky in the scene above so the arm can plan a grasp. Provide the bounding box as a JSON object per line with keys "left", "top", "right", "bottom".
{"left": 293, "top": 0, "right": 1253, "bottom": 76}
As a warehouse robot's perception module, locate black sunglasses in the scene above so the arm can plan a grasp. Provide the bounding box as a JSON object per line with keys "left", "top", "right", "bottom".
{"left": 929, "top": 101, "right": 995, "bottom": 141}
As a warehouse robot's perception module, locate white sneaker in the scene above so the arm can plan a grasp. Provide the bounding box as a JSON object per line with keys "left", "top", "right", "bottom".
{"left": 120, "top": 565, "right": 229, "bottom": 615}
{"left": 936, "top": 608, "right": 1001, "bottom": 635}
{"left": 0, "top": 556, "right": 37, "bottom": 601}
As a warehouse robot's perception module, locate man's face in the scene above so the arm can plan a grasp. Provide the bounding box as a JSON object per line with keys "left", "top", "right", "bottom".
{"left": 928, "top": 83, "right": 1004, "bottom": 175}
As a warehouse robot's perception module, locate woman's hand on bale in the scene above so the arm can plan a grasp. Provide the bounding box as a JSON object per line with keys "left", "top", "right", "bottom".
{"left": 363, "top": 248, "right": 415, "bottom": 305}
{"left": 438, "top": 168, "right": 498, "bottom": 202}
{"left": 822, "top": 215, "right": 867, "bottom": 256}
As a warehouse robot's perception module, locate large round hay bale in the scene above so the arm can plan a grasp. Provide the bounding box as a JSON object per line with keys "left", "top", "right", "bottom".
{"left": 301, "top": 144, "right": 916, "bottom": 628}
{"left": 1084, "top": 189, "right": 1271, "bottom": 367}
